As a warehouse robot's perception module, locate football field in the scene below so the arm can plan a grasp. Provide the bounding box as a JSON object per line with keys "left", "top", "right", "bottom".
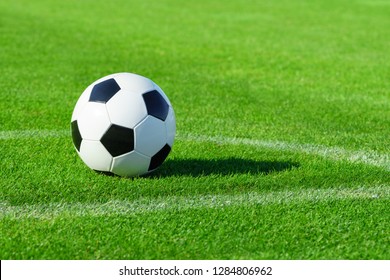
{"left": 1, "top": 0, "right": 389, "bottom": 259}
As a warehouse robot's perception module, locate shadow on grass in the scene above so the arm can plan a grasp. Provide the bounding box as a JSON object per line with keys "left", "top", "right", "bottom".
{"left": 151, "top": 158, "right": 299, "bottom": 177}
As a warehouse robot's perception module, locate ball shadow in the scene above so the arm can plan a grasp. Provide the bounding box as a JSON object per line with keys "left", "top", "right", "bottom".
{"left": 151, "top": 158, "right": 300, "bottom": 178}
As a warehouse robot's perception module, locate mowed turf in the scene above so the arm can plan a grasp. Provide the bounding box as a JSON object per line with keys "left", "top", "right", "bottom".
{"left": 0, "top": 0, "right": 389, "bottom": 259}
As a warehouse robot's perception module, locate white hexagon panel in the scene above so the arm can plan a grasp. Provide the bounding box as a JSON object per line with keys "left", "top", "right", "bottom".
{"left": 111, "top": 151, "right": 150, "bottom": 177}
{"left": 134, "top": 116, "right": 167, "bottom": 157}
{"left": 106, "top": 89, "right": 148, "bottom": 129}
{"left": 77, "top": 102, "right": 111, "bottom": 140}
{"left": 79, "top": 140, "right": 113, "bottom": 172}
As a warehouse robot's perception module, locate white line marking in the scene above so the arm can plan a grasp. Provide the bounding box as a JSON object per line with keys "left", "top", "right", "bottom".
{"left": 1, "top": 185, "right": 388, "bottom": 219}
{"left": 0, "top": 129, "right": 69, "bottom": 140}
{"left": 1, "top": 129, "right": 389, "bottom": 170}
{"left": 176, "top": 133, "right": 390, "bottom": 171}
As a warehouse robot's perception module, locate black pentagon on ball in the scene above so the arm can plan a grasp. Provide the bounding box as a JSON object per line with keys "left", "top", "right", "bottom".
{"left": 142, "top": 90, "right": 169, "bottom": 121}
{"left": 100, "top": 124, "right": 134, "bottom": 157}
{"left": 89, "top": 78, "right": 121, "bottom": 103}
{"left": 71, "top": 120, "right": 82, "bottom": 152}
{"left": 148, "top": 144, "right": 171, "bottom": 171}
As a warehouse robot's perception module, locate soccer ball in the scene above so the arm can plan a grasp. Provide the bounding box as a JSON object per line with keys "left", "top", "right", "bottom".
{"left": 71, "top": 72, "right": 176, "bottom": 177}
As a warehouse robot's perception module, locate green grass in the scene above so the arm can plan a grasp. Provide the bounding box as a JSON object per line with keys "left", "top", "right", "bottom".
{"left": 0, "top": 0, "right": 389, "bottom": 259}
